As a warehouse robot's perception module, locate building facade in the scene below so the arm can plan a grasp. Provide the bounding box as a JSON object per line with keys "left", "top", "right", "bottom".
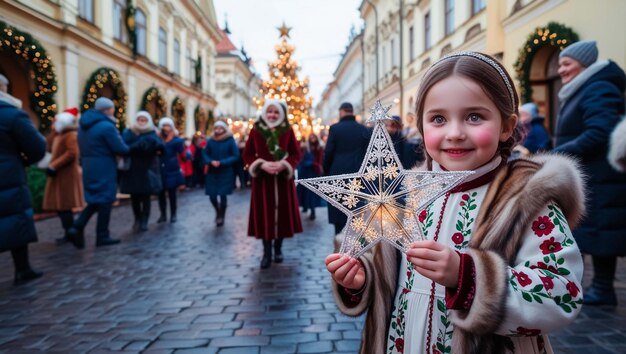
{"left": 214, "top": 27, "right": 261, "bottom": 120}
{"left": 0, "top": 0, "right": 222, "bottom": 137}
{"left": 316, "top": 31, "right": 364, "bottom": 124}
{"left": 355, "top": 0, "right": 626, "bottom": 132}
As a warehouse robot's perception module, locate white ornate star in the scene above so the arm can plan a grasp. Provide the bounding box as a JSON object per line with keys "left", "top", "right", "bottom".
{"left": 366, "top": 100, "right": 393, "bottom": 124}
{"left": 297, "top": 100, "right": 473, "bottom": 258}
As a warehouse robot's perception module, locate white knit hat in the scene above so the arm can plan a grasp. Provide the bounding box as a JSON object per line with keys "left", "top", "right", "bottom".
{"left": 54, "top": 112, "right": 77, "bottom": 133}
{"left": 158, "top": 117, "right": 178, "bottom": 135}
{"left": 132, "top": 110, "right": 155, "bottom": 131}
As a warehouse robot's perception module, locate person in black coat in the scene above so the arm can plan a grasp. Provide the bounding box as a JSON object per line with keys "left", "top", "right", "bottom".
{"left": 323, "top": 102, "right": 371, "bottom": 234}
{"left": 519, "top": 102, "right": 551, "bottom": 153}
{"left": 0, "top": 81, "right": 47, "bottom": 285}
{"left": 554, "top": 40, "right": 626, "bottom": 306}
{"left": 120, "top": 111, "right": 164, "bottom": 232}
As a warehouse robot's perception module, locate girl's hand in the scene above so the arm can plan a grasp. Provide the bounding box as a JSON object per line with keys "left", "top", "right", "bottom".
{"left": 211, "top": 160, "right": 220, "bottom": 167}
{"left": 406, "top": 241, "right": 460, "bottom": 288}
{"left": 260, "top": 162, "right": 276, "bottom": 174}
{"left": 325, "top": 254, "right": 365, "bottom": 291}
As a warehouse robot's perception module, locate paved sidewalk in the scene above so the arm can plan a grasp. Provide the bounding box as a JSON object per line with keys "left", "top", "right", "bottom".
{"left": 0, "top": 189, "right": 624, "bottom": 353}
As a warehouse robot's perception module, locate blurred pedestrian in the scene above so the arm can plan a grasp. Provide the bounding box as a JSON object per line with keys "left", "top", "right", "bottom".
{"left": 192, "top": 134, "right": 206, "bottom": 188}
{"left": 0, "top": 74, "right": 47, "bottom": 285}
{"left": 402, "top": 112, "right": 425, "bottom": 168}
{"left": 42, "top": 109, "right": 85, "bottom": 241}
{"left": 519, "top": 102, "right": 551, "bottom": 153}
{"left": 234, "top": 134, "right": 250, "bottom": 189}
{"left": 385, "top": 115, "right": 407, "bottom": 167}
{"left": 157, "top": 117, "right": 184, "bottom": 223}
{"left": 296, "top": 133, "right": 324, "bottom": 220}
{"left": 323, "top": 102, "right": 370, "bottom": 234}
{"left": 243, "top": 100, "right": 302, "bottom": 269}
{"left": 67, "top": 97, "right": 129, "bottom": 249}
{"left": 554, "top": 40, "right": 626, "bottom": 305}
{"left": 203, "top": 120, "right": 239, "bottom": 227}
{"left": 120, "top": 111, "right": 163, "bottom": 232}
{"left": 179, "top": 137, "right": 195, "bottom": 189}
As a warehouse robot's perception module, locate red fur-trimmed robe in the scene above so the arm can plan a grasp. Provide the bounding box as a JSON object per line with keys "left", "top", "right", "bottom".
{"left": 243, "top": 127, "right": 303, "bottom": 239}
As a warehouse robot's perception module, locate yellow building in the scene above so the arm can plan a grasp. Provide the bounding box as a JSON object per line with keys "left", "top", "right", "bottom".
{"left": 0, "top": 0, "right": 222, "bottom": 136}
{"left": 360, "top": 0, "right": 626, "bottom": 133}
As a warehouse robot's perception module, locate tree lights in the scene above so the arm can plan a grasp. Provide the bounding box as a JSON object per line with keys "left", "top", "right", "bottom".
{"left": 81, "top": 67, "right": 128, "bottom": 132}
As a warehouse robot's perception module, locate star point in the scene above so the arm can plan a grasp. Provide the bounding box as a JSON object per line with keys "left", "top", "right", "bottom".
{"left": 366, "top": 100, "right": 393, "bottom": 124}
{"left": 278, "top": 22, "right": 291, "bottom": 39}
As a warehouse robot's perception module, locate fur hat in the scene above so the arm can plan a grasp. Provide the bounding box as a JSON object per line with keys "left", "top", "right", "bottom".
{"left": 54, "top": 112, "right": 77, "bottom": 133}
{"left": 559, "top": 40, "right": 598, "bottom": 67}
{"left": 261, "top": 99, "right": 288, "bottom": 128}
{"left": 158, "top": 117, "right": 178, "bottom": 135}
{"left": 132, "top": 110, "right": 155, "bottom": 132}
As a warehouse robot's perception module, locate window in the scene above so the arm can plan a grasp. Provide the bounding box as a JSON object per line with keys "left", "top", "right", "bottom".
{"left": 409, "top": 26, "right": 415, "bottom": 61}
{"left": 135, "top": 9, "right": 147, "bottom": 56}
{"left": 472, "top": 0, "right": 486, "bottom": 15}
{"left": 445, "top": 0, "right": 455, "bottom": 35}
{"left": 174, "top": 39, "right": 181, "bottom": 74}
{"left": 78, "top": 0, "right": 94, "bottom": 23}
{"left": 158, "top": 28, "right": 167, "bottom": 67}
{"left": 113, "top": 0, "right": 127, "bottom": 42}
{"left": 424, "top": 12, "right": 431, "bottom": 51}
{"left": 187, "top": 47, "right": 196, "bottom": 82}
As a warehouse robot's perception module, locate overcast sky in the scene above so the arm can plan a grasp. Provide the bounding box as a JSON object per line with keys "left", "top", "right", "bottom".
{"left": 213, "top": 0, "right": 363, "bottom": 107}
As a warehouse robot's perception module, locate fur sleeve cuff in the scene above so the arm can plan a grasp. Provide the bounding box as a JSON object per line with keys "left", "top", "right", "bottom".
{"left": 449, "top": 249, "right": 508, "bottom": 335}
{"left": 330, "top": 248, "right": 374, "bottom": 317}
{"left": 609, "top": 116, "right": 626, "bottom": 172}
{"left": 248, "top": 158, "right": 267, "bottom": 178}
{"left": 279, "top": 159, "right": 294, "bottom": 179}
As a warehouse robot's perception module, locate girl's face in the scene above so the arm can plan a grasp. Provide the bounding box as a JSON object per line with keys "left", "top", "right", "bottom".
{"left": 214, "top": 126, "right": 225, "bottom": 135}
{"left": 422, "top": 75, "right": 516, "bottom": 171}
{"left": 558, "top": 57, "right": 584, "bottom": 85}
{"left": 265, "top": 105, "right": 281, "bottom": 123}
{"left": 137, "top": 116, "right": 149, "bottom": 126}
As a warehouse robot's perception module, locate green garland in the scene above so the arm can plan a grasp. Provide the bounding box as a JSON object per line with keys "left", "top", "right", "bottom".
{"left": 207, "top": 110, "right": 215, "bottom": 132}
{"left": 514, "top": 22, "right": 579, "bottom": 103}
{"left": 126, "top": 1, "right": 137, "bottom": 56}
{"left": 194, "top": 105, "right": 206, "bottom": 133}
{"left": 81, "top": 67, "right": 128, "bottom": 132}
{"left": 254, "top": 119, "right": 290, "bottom": 160}
{"left": 140, "top": 86, "right": 166, "bottom": 123}
{"left": 171, "top": 96, "right": 186, "bottom": 132}
{"left": 0, "top": 20, "right": 58, "bottom": 134}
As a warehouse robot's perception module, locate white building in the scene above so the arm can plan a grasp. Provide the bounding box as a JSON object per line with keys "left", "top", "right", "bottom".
{"left": 214, "top": 26, "right": 260, "bottom": 120}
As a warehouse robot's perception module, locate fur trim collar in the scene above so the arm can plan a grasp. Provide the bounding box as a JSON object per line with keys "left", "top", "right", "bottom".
{"left": 559, "top": 59, "right": 609, "bottom": 104}
{"left": 609, "top": 116, "right": 626, "bottom": 172}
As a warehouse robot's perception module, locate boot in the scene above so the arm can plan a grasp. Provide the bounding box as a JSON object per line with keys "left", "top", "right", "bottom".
{"left": 170, "top": 204, "right": 177, "bottom": 223}
{"left": 157, "top": 212, "right": 166, "bottom": 223}
{"left": 96, "top": 236, "right": 121, "bottom": 247}
{"left": 584, "top": 256, "right": 617, "bottom": 306}
{"left": 216, "top": 205, "right": 225, "bottom": 227}
{"left": 274, "top": 239, "right": 284, "bottom": 263}
{"left": 66, "top": 227, "right": 85, "bottom": 250}
{"left": 14, "top": 269, "right": 43, "bottom": 286}
{"left": 309, "top": 209, "right": 316, "bottom": 221}
{"left": 132, "top": 219, "right": 140, "bottom": 231}
{"left": 139, "top": 215, "right": 149, "bottom": 232}
{"left": 260, "top": 240, "right": 272, "bottom": 269}
{"left": 11, "top": 247, "right": 43, "bottom": 285}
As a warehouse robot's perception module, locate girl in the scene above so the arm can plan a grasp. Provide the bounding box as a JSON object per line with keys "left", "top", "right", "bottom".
{"left": 243, "top": 100, "right": 302, "bottom": 269}
{"left": 120, "top": 111, "right": 163, "bottom": 231}
{"left": 157, "top": 117, "right": 184, "bottom": 223}
{"left": 43, "top": 109, "right": 85, "bottom": 241}
{"left": 179, "top": 137, "right": 195, "bottom": 189}
{"left": 203, "top": 120, "right": 239, "bottom": 227}
{"left": 296, "top": 133, "right": 324, "bottom": 220}
{"left": 326, "top": 52, "right": 585, "bottom": 354}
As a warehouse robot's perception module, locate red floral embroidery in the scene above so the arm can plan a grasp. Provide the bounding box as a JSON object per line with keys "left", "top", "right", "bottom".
{"left": 566, "top": 281, "right": 580, "bottom": 297}
{"left": 452, "top": 232, "right": 464, "bottom": 244}
{"left": 419, "top": 209, "right": 428, "bottom": 223}
{"left": 432, "top": 346, "right": 441, "bottom": 354}
{"left": 530, "top": 262, "right": 560, "bottom": 275}
{"left": 532, "top": 216, "right": 555, "bottom": 237}
{"left": 516, "top": 327, "right": 541, "bottom": 336}
{"left": 402, "top": 288, "right": 410, "bottom": 294}
{"left": 395, "top": 338, "right": 404, "bottom": 353}
{"left": 540, "top": 276, "right": 554, "bottom": 291}
{"left": 461, "top": 194, "right": 470, "bottom": 201}
{"left": 514, "top": 270, "right": 532, "bottom": 287}
{"left": 540, "top": 237, "right": 563, "bottom": 254}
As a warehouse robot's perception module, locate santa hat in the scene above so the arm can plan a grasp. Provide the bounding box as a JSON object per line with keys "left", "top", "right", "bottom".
{"left": 64, "top": 107, "right": 79, "bottom": 117}
{"left": 54, "top": 112, "right": 77, "bottom": 133}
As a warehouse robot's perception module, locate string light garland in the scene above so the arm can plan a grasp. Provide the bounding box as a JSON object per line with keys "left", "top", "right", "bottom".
{"left": 81, "top": 67, "right": 128, "bottom": 132}
{"left": 254, "top": 23, "right": 314, "bottom": 140}
{"left": 140, "top": 86, "right": 166, "bottom": 123}
{"left": 0, "top": 20, "right": 57, "bottom": 133}
{"left": 514, "top": 22, "right": 579, "bottom": 103}
{"left": 171, "top": 96, "right": 186, "bottom": 133}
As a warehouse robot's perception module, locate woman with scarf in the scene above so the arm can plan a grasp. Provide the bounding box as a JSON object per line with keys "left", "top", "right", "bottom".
{"left": 157, "top": 117, "right": 185, "bottom": 223}
{"left": 243, "top": 100, "right": 302, "bottom": 269}
{"left": 120, "top": 111, "right": 164, "bottom": 231}
{"left": 296, "top": 133, "right": 324, "bottom": 220}
{"left": 203, "top": 120, "right": 239, "bottom": 227}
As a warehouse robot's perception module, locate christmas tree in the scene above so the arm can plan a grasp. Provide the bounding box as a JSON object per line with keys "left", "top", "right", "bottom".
{"left": 254, "top": 23, "right": 313, "bottom": 138}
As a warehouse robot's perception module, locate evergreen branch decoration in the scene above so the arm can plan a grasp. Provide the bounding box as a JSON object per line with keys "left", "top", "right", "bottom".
{"left": 81, "top": 67, "right": 128, "bottom": 132}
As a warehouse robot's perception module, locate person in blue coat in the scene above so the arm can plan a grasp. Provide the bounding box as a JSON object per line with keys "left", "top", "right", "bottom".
{"left": 120, "top": 111, "right": 164, "bottom": 232}
{"left": 519, "top": 102, "right": 551, "bottom": 153}
{"left": 323, "top": 102, "right": 371, "bottom": 234}
{"left": 0, "top": 79, "right": 47, "bottom": 285}
{"left": 296, "top": 133, "right": 324, "bottom": 220}
{"left": 554, "top": 40, "right": 626, "bottom": 306}
{"left": 202, "top": 120, "right": 239, "bottom": 227}
{"left": 157, "top": 117, "right": 184, "bottom": 223}
{"left": 67, "top": 97, "right": 129, "bottom": 249}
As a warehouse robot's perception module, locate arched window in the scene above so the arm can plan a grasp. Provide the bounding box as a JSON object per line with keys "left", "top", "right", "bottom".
{"left": 135, "top": 9, "right": 147, "bottom": 56}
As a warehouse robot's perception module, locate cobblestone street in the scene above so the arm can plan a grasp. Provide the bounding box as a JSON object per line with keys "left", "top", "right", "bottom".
{"left": 0, "top": 189, "right": 625, "bottom": 353}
